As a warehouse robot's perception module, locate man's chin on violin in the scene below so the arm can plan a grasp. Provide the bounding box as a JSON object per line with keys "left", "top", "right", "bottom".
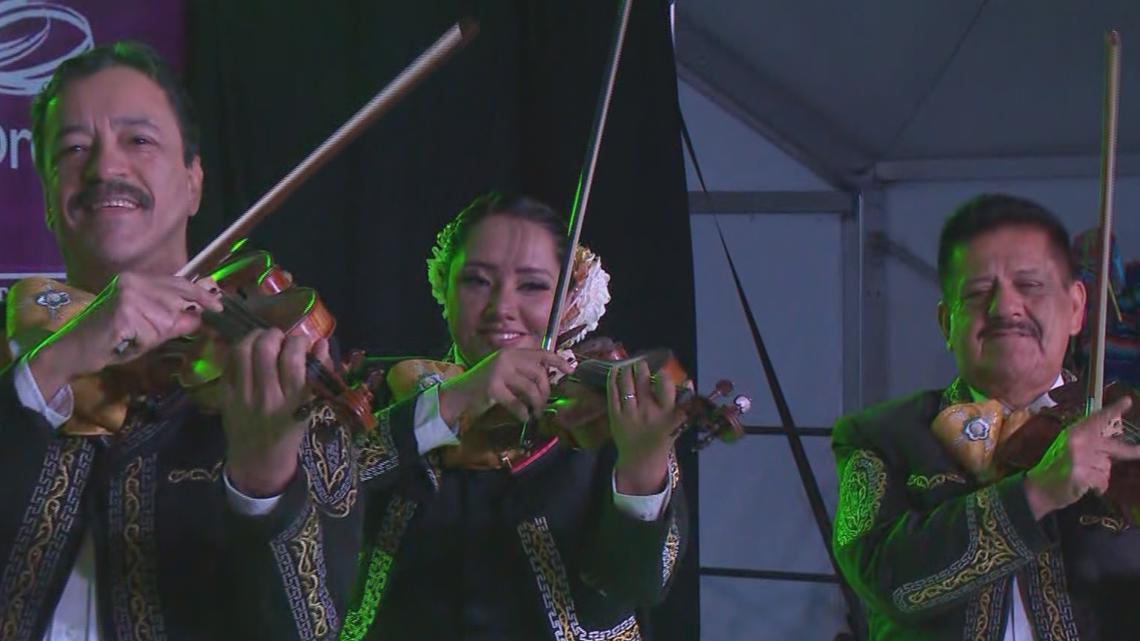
{"left": 935, "top": 219, "right": 1140, "bottom": 519}
{"left": 831, "top": 194, "right": 1140, "bottom": 641}
{"left": 26, "top": 60, "right": 314, "bottom": 500}
{"left": 4, "top": 41, "right": 354, "bottom": 640}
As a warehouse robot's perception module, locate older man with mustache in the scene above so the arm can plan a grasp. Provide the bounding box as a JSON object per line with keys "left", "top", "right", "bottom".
{"left": 0, "top": 41, "right": 397, "bottom": 641}
{"left": 832, "top": 194, "right": 1140, "bottom": 641}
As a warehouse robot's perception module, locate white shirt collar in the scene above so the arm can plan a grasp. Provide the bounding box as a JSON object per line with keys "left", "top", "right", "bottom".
{"left": 968, "top": 373, "right": 1066, "bottom": 412}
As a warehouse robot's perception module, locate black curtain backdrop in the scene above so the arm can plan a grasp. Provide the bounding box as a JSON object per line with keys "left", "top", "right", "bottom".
{"left": 185, "top": 1, "right": 698, "bottom": 638}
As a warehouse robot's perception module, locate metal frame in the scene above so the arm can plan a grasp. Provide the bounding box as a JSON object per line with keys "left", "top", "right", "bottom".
{"left": 674, "top": 14, "right": 867, "bottom": 191}
{"left": 874, "top": 153, "right": 1140, "bottom": 182}
{"left": 690, "top": 192, "right": 867, "bottom": 621}
{"left": 689, "top": 191, "right": 852, "bottom": 214}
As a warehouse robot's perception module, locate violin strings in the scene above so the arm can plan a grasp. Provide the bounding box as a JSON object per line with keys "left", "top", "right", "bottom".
{"left": 210, "top": 293, "right": 346, "bottom": 395}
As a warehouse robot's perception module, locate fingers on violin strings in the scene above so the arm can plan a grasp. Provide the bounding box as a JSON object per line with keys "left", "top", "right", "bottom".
{"left": 312, "top": 338, "right": 333, "bottom": 371}
{"left": 606, "top": 363, "right": 621, "bottom": 416}
{"left": 499, "top": 388, "right": 532, "bottom": 424}
{"left": 519, "top": 358, "right": 552, "bottom": 401}
{"left": 506, "top": 375, "right": 545, "bottom": 419}
{"left": 635, "top": 361, "right": 653, "bottom": 401}
{"left": 252, "top": 329, "right": 286, "bottom": 409}
{"left": 279, "top": 334, "right": 311, "bottom": 408}
{"left": 1105, "top": 438, "right": 1140, "bottom": 462}
{"left": 229, "top": 330, "right": 258, "bottom": 403}
{"left": 651, "top": 366, "right": 676, "bottom": 409}
{"left": 618, "top": 364, "right": 638, "bottom": 410}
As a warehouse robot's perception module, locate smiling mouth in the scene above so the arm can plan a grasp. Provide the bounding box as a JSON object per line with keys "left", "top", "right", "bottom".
{"left": 985, "top": 329, "right": 1033, "bottom": 337}
{"left": 90, "top": 198, "right": 141, "bottom": 212}
{"left": 481, "top": 331, "right": 527, "bottom": 346}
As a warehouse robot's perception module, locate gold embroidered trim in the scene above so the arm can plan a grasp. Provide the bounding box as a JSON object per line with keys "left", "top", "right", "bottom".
{"left": 302, "top": 407, "right": 356, "bottom": 517}
{"left": 109, "top": 454, "right": 166, "bottom": 640}
{"left": 962, "top": 577, "right": 1006, "bottom": 641}
{"left": 356, "top": 407, "right": 398, "bottom": 483}
{"left": 518, "top": 517, "right": 642, "bottom": 641}
{"left": 834, "top": 449, "right": 887, "bottom": 549}
{"left": 892, "top": 486, "right": 1033, "bottom": 613}
{"left": 906, "top": 472, "right": 967, "bottom": 491}
{"left": 1078, "top": 514, "right": 1129, "bottom": 532}
{"left": 1024, "top": 548, "right": 1079, "bottom": 640}
{"left": 662, "top": 518, "right": 681, "bottom": 587}
{"left": 167, "top": 460, "right": 223, "bottom": 484}
{"left": 339, "top": 496, "right": 417, "bottom": 641}
{"left": 0, "top": 438, "right": 93, "bottom": 641}
{"left": 272, "top": 503, "right": 339, "bottom": 641}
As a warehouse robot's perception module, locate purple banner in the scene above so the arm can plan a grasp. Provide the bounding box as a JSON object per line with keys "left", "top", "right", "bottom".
{"left": 0, "top": 0, "right": 183, "bottom": 303}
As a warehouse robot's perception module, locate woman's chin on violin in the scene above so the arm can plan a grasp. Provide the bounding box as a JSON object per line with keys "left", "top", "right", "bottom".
{"left": 344, "top": 192, "right": 692, "bottom": 641}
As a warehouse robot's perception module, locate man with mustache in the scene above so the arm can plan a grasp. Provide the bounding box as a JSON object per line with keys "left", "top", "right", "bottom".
{"left": 832, "top": 194, "right": 1140, "bottom": 640}
{"left": 0, "top": 42, "right": 377, "bottom": 640}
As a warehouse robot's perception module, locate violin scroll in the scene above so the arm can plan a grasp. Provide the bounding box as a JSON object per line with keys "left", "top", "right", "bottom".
{"left": 678, "top": 377, "right": 750, "bottom": 451}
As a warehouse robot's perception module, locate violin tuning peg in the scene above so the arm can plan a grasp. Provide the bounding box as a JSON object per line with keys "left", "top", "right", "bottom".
{"left": 733, "top": 394, "right": 752, "bottom": 414}
{"left": 708, "top": 379, "right": 733, "bottom": 400}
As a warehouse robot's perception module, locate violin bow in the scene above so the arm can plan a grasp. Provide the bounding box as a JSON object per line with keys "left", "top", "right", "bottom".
{"left": 540, "top": 0, "right": 633, "bottom": 351}
{"left": 178, "top": 19, "right": 480, "bottom": 280}
{"left": 112, "top": 20, "right": 477, "bottom": 356}
{"left": 511, "top": 0, "right": 632, "bottom": 449}
{"left": 1087, "top": 30, "right": 1122, "bottom": 415}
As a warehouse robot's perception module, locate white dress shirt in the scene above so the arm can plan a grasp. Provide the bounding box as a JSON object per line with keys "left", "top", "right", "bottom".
{"left": 968, "top": 374, "right": 1064, "bottom": 641}
{"left": 13, "top": 358, "right": 670, "bottom": 640}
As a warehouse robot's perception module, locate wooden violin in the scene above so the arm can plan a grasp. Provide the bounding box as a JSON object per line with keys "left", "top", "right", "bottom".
{"left": 5, "top": 246, "right": 375, "bottom": 435}
{"left": 992, "top": 31, "right": 1140, "bottom": 522}
{"left": 384, "top": 336, "right": 750, "bottom": 473}
{"left": 2, "top": 20, "right": 480, "bottom": 437}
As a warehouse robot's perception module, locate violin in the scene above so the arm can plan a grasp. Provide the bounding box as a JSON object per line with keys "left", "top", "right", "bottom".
{"left": 384, "top": 336, "right": 750, "bottom": 474}
{"left": 985, "top": 32, "right": 1140, "bottom": 522}
{"left": 2, "top": 20, "right": 481, "bottom": 437}
{"left": 5, "top": 246, "right": 375, "bottom": 436}
{"left": 378, "top": 2, "right": 752, "bottom": 475}
{"left": 995, "top": 380, "right": 1140, "bottom": 521}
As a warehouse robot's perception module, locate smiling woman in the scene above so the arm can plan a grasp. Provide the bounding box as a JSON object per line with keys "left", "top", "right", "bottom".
{"left": 342, "top": 191, "right": 690, "bottom": 641}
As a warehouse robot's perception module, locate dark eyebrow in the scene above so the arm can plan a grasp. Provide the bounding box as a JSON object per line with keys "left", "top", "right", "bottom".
{"left": 55, "top": 124, "right": 91, "bottom": 140}
{"left": 111, "top": 116, "right": 159, "bottom": 131}
{"left": 56, "top": 117, "right": 159, "bottom": 141}
{"left": 517, "top": 266, "right": 554, "bottom": 277}
{"left": 464, "top": 261, "right": 555, "bottom": 279}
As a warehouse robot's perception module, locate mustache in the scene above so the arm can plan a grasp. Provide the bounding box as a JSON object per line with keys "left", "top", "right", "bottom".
{"left": 69, "top": 180, "right": 154, "bottom": 213}
{"left": 980, "top": 318, "right": 1041, "bottom": 340}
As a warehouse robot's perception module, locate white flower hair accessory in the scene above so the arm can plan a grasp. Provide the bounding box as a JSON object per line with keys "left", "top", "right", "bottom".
{"left": 556, "top": 245, "right": 610, "bottom": 349}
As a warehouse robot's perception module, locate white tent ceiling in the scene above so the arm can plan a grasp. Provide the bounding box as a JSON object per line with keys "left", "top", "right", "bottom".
{"left": 676, "top": 0, "right": 1140, "bottom": 188}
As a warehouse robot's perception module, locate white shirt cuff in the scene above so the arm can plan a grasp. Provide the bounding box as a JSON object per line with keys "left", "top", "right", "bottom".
{"left": 612, "top": 470, "right": 672, "bottom": 522}
{"left": 222, "top": 471, "right": 283, "bottom": 516}
{"left": 413, "top": 384, "right": 460, "bottom": 454}
{"left": 13, "top": 357, "right": 73, "bottom": 429}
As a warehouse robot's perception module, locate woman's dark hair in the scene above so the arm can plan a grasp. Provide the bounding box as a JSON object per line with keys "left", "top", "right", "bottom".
{"left": 427, "top": 192, "right": 567, "bottom": 306}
